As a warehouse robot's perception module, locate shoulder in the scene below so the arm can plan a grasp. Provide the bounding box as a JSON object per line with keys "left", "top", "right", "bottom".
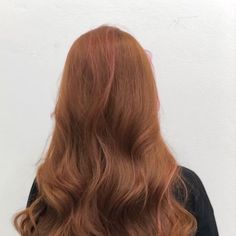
{"left": 177, "top": 165, "right": 213, "bottom": 211}
{"left": 26, "top": 177, "right": 38, "bottom": 208}
{"left": 177, "top": 165, "right": 219, "bottom": 235}
{"left": 179, "top": 165, "right": 204, "bottom": 198}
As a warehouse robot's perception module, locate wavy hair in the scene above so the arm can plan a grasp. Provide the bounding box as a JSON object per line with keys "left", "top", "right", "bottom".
{"left": 13, "top": 24, "right": 197, "bottom": 235}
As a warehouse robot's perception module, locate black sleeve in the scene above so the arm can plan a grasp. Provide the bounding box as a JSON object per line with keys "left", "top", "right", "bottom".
{"left": 26, "top": 178, "right": 38, "bottom": 208}
{"left": 180, "top": 166, "right": 219, "bottom": 236}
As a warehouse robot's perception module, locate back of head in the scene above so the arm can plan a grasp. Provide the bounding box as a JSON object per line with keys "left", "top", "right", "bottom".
{"left": 13, "top": 24, "right": 197, "bottom": 236}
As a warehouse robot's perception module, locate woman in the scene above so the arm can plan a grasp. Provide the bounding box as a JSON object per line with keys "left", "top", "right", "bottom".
{"left": 13, "top": 24, "right": 219, "bottom": 236}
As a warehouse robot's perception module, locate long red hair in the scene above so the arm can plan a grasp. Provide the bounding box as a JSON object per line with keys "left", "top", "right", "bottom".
{"left": 13, "top": 24, "right": 197, "bottom": 235}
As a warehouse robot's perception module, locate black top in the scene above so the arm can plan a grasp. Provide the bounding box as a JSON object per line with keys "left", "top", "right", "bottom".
{"left": 26, "top": 165, "right": 219, "bottom": 235}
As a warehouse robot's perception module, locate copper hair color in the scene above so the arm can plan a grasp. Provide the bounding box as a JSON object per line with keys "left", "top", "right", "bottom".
{"left": 13, "top": 24, "right": 197, "bottom": 235}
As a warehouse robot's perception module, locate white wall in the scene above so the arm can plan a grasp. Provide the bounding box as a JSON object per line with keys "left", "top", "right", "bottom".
{"left": 1, "top": 0, "right": 235, "bottom": 235}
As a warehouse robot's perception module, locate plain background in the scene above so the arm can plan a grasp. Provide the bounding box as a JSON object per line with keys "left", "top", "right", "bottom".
{"left": 1, "top": 0, "right": 235, "bottom": 235}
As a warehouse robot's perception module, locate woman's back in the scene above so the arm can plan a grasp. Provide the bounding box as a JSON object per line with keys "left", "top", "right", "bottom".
{"left": 13, "top": 25, "right": 219, "bottom": 236}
